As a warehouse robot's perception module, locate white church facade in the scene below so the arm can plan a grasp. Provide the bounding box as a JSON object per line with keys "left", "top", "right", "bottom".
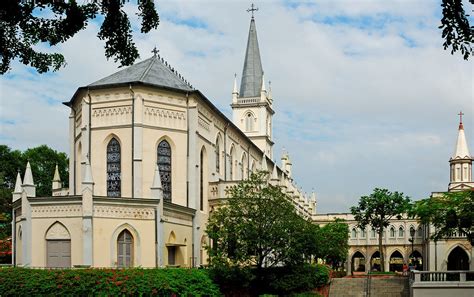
{"left": 11, "top": 15, "right": 317, "bottom": 268}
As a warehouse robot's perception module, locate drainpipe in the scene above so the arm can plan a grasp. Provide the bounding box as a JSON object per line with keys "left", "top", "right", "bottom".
{"left": 71, "top": 106, "right": 77, "bottom": 195}
{"left": 186, "top": 92, "right": 189, "bottom": 207}
{"left": 87, "top": 90, "right": 92, "bottom": 166}
{"left": 224, "top": 123, "right": 229, "bottom": 181}
{"left": 130, "top": 84, "right": 135, "bottom": 198}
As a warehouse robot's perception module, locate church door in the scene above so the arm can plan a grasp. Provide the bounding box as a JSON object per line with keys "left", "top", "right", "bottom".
{"left": 117, "top": 230, "right": 133, "bottom": 267}
{"left": 47, "top": 240, "right": 71, "bottom": 268}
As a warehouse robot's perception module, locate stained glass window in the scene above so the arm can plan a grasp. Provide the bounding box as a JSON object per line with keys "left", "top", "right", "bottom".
{"left": 107, "top": 138, "right": 121, "bottom": 197}
{"left": 158, "top": 140, "right": 172, "bottom": 202}
{"left": 117, "top": 230, "right": 133, "bottom": 267}
{"left": 200, "top": 149, "right": 204, "bottom": 211}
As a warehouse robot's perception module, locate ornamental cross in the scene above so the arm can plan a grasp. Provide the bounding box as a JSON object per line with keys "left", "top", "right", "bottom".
{"left": 458, "top": 111, "right": 464, "bottom": 123}
{"left": 152, "top": 46, "right": 159, "bottom": 57}
{"left": 247, "top": 3, "right": 258, "bottom": 18}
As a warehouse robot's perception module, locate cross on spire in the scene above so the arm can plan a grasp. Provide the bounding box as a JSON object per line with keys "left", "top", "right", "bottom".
{"left": 458, "top": 111, "right": 464, "bottom": 123}
{"left": 247, "top": 3, "right": 258, "bottom": 19}
{"left": 152, "top": 46, "right": 159, "bottom": 57}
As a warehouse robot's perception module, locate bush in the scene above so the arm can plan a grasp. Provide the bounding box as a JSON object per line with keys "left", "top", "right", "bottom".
{"left": 0, "top": 267, "right": 220, "bottom": 296}
{"left": 210, "top": 264, "right": 330, "bottom": 296}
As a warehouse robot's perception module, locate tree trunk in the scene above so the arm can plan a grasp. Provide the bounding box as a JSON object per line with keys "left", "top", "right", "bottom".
{"left": 378, "top": 228, "right": 384, "bottom": 272}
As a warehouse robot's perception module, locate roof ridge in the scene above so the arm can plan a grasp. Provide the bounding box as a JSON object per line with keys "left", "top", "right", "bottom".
{"left": 139, "top": 56, "right": 156, "bottom": 81}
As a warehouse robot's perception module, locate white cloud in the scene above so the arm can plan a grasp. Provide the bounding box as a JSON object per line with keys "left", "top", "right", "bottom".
{"left": 0, "top": 1, "right": 472, "bottom": 213}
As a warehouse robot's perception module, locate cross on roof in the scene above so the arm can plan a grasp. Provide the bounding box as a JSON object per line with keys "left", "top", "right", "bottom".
{"left": 152, "top": 46, "right": 159, "bottom": 57}
{"left": 247, "top": 3, "right": 258, "bottom": 18}
{"left": 458, "top": 111, "right": 464, "bottom": 123}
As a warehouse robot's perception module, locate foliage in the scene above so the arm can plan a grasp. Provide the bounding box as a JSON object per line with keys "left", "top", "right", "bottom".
{"left": 0, "top": 0, "right": 159, "bottom": 74}
{"left": 439, "top": 0, "right": 474, "bottom": 60}
{"left": 206, "top": 171, "right": 312, "bottom": 271}
{"left": 316, "top": 219, "right": 349, "bottom": 267}
{"left": 350, "top": 188, "right": 411, "bottom": 272}
{"left": 411, "top": 190, "right": 474, "bottom": 245}
{"left": 0, "top": 145, "right": 68, "bottom": 241}
{"left": 0, "top": 267, "right": 220, "bottom": 296}
{"left": 209, "top": 264, "right": 330, "bottom": 296}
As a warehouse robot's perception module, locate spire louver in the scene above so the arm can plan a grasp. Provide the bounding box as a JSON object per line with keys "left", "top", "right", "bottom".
{"left": 240, "top": 18, "right": 263, "bottom": 98}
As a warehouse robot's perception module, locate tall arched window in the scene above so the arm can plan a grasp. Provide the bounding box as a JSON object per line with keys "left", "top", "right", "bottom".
{"left": 241, "top": 153, "right": 247, "bottom": 179}
{"left": 229, "top": 147, "right": 234, "bottom": 180}
{"left": 215, "top": 137, "right": 221, "bottom": 174}
{"left": 399, "top": 227, "right": 404, "bottom": 237}
{"left": 107, "top": 138, "right": 121, "bottom": 197}
{"left": 158, "top": 140, "right": 172, "bottom": 202}
{"left": 390, "top": 227, "right": 395, "bottom": 238}
{"left": 200, "top": 149, "right": 204, "bottom": 211}
{"left": 371, "top": 228, "right": 376, "bottom": 238}
{"left": 245, "top": 112, "right": 254, "bottom": 131}
{"left": 351, "top": 228, "right": 357, "bottom": 239}
{"left": 117, "top": 230, "right": 133, "bottom": 267}
{"left": 360, "top": 228, "right": 366, "bottom": 238}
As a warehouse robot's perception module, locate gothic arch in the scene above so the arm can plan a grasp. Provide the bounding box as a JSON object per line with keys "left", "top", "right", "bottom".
{"left": 445, "top": 244, "right": 471, "bottom": 262}
{"left": 240, "top": 152, "right": 248, "bottom": 179}
{"left": 244, "top": 110, "right": 256, "bottom": 132}
{"left": 106, "top": 136, "right": 121, "bottom": 197}
{"left": 389, "top": 225, "right": 396, "bottom": 238}
{"left": 215, "top": 133, "right": 223, "bottom": 175}
{"left": 168, "top": 231, "right": 176, "bottom": 244}
{"left": 351, "top": 250, "right": 366, "bottom": 273}
{"left": 351, "top": 250, "right": 366, "bottom": 259}
{"left": 45, "top": 221, "right": 71, "bottom": 240}
{"left": 447, "top": 245, "right": 470, "bottom": 271}
{"left": 103, "top": 133, "right": 123, "bottom": 147}
{"left": 200, "top": 146, "right": 208, "bottom": 211}
{"left": 110, "top": 223, "right": 141, "bottom": 267}
{"left": 398, "top": 225, "right": 405, "bottom": 237}
{"left": 156, "top": 137, "right": 175, "bottom": 202}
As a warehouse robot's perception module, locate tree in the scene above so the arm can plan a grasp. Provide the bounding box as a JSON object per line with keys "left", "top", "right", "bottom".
{"left": 0, "top": 0, "right": 159, "bottom": 74}
{"left": 350, "top": 188, "right": 411, "bottom": 272}
{"left": 411, "top": 190, "right": 474, "bottom": 246}
{"left": 439, "top": 0, "right": 474, "bottom": 60}
{"left": 206, "top": 171, "right": 310, "bottom": 273}
{"left": 0, "top": 145, "right": 69, "bottom": 239}
{"left": 317, "top": 219, "right": 349, "bottom": 268}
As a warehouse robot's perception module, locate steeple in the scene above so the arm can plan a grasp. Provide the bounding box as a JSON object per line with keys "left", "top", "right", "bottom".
{"left": 239, "top": 16, "right": 264, "bottom": 98}
{"left": 232, "top": 73, "right": 239, "bottom": 103}
{"left": 12, "top": 170, "right": 22, "bottom": 202}
{"left": 22, "top": 162, "right": 36, "bottom": 197}
{"left": 448, "top": 112, "right": 473, "bottom": 191}
{"left": 52, "top": 164, "right": 62, "bottom": 191}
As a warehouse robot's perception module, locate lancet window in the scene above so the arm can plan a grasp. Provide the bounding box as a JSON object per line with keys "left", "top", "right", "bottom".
{"left": 215, "top": 137, "right": 221, "bottom": 174}
{"left": 117, "top": 230, "right": 133, "bottom": 267}
{"left": 158, "top": 140, "right": 172, "bottom": 202}
{"left": 107, "top": 138, "right": 121, "bottom": 197}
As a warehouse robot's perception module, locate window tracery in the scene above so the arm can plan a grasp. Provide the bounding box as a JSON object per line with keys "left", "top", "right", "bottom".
{"left": 107, "top": 138, "right": 121, "bottom": 197}
{"left": 158, "top": 140, "right": 172, "bottom": 202}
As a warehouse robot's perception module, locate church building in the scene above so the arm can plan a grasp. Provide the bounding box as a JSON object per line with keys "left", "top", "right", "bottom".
{"left": 11, "top": 14, "right": 316, "bottom": 268}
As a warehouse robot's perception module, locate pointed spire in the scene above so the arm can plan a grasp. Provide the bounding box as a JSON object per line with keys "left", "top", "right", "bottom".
{"left": 53, "top": 164, "right": 61, "bottom": 182}
{"left": 151, "top": 164, "right": 163, "bottom": 189}
{"left": 452, "top": 116, "right": 471, "bottom": 159}
{"left": 268, "top": 80, "right": 273, "bottom": 101}
{"left": 23, "top": 162, "right": 34, "bottom": 186}
{"left": 240, "top": 16, "right": 264, "bottom": 98}
{"left": 232, "top": 73, "right": 239, "bottom": 95}
{"left": 271, "top": 163, "right": 278, "bottom": 180}
{"left": 14, "top": 170, "right": 22, "bottom": 193}
{"left": 261, "top": 72, "right": 266, "bottom": 93}
{"left": 261, "top": 152, "right": 268, "bottom": 171}
{"left": 83, "top": 157, "right": 94, "bottom": 185}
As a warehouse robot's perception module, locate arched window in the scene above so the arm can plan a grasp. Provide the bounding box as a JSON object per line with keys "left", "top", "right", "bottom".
{"left": 107, "top": 138, "right": 121, "bottom": 197}
{"left": 360, "top": 228, "right": 366, "bottom": 238}
{"left": 399, "top": 227, "right": 404, "bottom": 237}
{"left": 200, "top": 149, "right": 204, "bottom": 211}
{"left": 241, "top": 153, "right": 247, "bottom": 179}
{"left": 245, "top": 113, "right": 254, "bottom": 131}
{"left": 117, "top": 230, "right": 133, "bottom": 267}
{"left": 371, "top": 228, "right": 376, "bottom": 238}
{"left": 417, "top": 226, "right": 423, "bottom": 237}
{"left": 390, "top": 227, "right": 395, "bottom": 238}
{"left": 215, "top": 137, "right": 221, "bottom": 174}
{"left": 351, "top": 228, "right": 357, "bottom": 239}
{"left": 158, "top": 140, "right": 172, "bottom": 202}
{"left": 229, "top": 146, "right": 234, "bottom": 180}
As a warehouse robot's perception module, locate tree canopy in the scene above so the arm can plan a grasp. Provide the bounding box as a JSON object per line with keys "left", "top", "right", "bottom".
{"left": 0, "top": 0, "right": 159, "bottom": 74}
{"left": 206, "top": 171, "right": 312, "bottom": 270}
{"left": 411, "top": 190, "right": 474, "bottom": 245}
{"left": 350, "top": 188, "right": 411, "bottom": 272}
{"left": 440, "top": 0, "right": 474, "bottom": 60}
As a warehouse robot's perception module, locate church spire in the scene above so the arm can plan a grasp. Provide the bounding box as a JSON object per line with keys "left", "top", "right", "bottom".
{"left": 452, "top": 111, "right": 471, "bottom": 159}
{"left": 239, "top": 12, "right": 263, "bottom": 98}
{"left": 448, "top": 112, "right": 473, "bottom": 191}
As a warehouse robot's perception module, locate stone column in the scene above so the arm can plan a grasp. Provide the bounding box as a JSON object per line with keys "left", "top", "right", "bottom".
{"left": 133, "top": 94, "right": 143, "bottom": 198}
{"left": 81, "top": 159, "right": 94, "bottom": 267}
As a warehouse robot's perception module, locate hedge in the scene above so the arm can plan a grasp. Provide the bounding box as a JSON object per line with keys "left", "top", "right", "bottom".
{"left": 0, "top": 267, "right": 220, "bottom": 296}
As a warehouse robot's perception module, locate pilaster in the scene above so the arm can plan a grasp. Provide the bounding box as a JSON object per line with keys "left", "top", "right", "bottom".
{"left": 133, "top": 94, "right": 144, "bottom": 198}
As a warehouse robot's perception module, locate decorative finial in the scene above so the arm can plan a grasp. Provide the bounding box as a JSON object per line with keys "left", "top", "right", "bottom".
{"left": 152, "top": 46, "right": 159, "bottom": 57}
{"left": 247, "top": 3, "right": 258, "bottom": 19}
{"left": 458, "top": 111, "right": 464, "bottom": 130}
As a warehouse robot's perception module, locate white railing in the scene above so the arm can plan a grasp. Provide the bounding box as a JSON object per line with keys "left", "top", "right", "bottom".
{"left": 410, "top": 270, "right": 474, "bottom": 282}
{"left": 237, "top": 98, "right": 260, "bottom": 104}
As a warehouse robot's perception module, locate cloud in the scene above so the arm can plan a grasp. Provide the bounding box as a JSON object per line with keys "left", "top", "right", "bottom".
{"left": 0, "top": 0, "right": 472, "bottom": 213}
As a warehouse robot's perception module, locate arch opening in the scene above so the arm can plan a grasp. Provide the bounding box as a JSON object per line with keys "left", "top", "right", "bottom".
{"left": 447, "top": 246, "right": 469, "bottom": 271}
{"left": 389, "top": 250, "right": 404, "bottom": 272}
{"left": 351, "top": 251, "right": 365, "bottom": 273}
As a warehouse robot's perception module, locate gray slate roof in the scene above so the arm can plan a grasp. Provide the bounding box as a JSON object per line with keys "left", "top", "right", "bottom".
{"left": 239, "top": 18, "right": 264, "bottom": 98}
{"left": 89, "top": 56, "right": 193, "bottom": 91}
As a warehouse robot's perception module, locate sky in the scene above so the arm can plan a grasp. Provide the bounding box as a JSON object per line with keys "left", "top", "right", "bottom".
{"left": 0, "top": 0, "right": 473, "bottom": 213}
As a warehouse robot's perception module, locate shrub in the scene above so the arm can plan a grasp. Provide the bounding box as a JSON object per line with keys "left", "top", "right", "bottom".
{"left": 0, "top": 267, "right": 220, "bottom": 296}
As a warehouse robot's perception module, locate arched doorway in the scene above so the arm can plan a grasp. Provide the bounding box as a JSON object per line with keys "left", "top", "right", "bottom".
{"left": 389, "top": 250, "right": 404, "bottom": 272}
{"left": 351, "top": 251, "right": 365, "bottom": 273}
{"left": 409, "top": 250, "right": 423, "bottom": 270}
{"left": 370, "top": 251, "right": 381, "bottom": 272}
{"left": 447, "top": 246, "right": 469, "bottom": 271}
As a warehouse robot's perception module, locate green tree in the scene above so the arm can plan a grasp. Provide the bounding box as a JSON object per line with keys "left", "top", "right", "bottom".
{"left": 317, "top": 219, "right": 349, "bottom": 268}
{"left": 350, "top": 188, "right": 411, "bottom": 272}
{"left": 1, "top": 0, "right": 159, "bottom": 74}
{"left": 439, "top": 0, "right": 473, "bottom": 60}
{"left": 411, "top": 190, "right": 474, "bottom": 245}
{"left": 206, "top": 171, "right": 310, "bottom": 273}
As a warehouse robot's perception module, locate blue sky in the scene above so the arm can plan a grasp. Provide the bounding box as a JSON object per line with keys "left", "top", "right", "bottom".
{"left": 0, "top": 0, "right": 472, "bottom": 213}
